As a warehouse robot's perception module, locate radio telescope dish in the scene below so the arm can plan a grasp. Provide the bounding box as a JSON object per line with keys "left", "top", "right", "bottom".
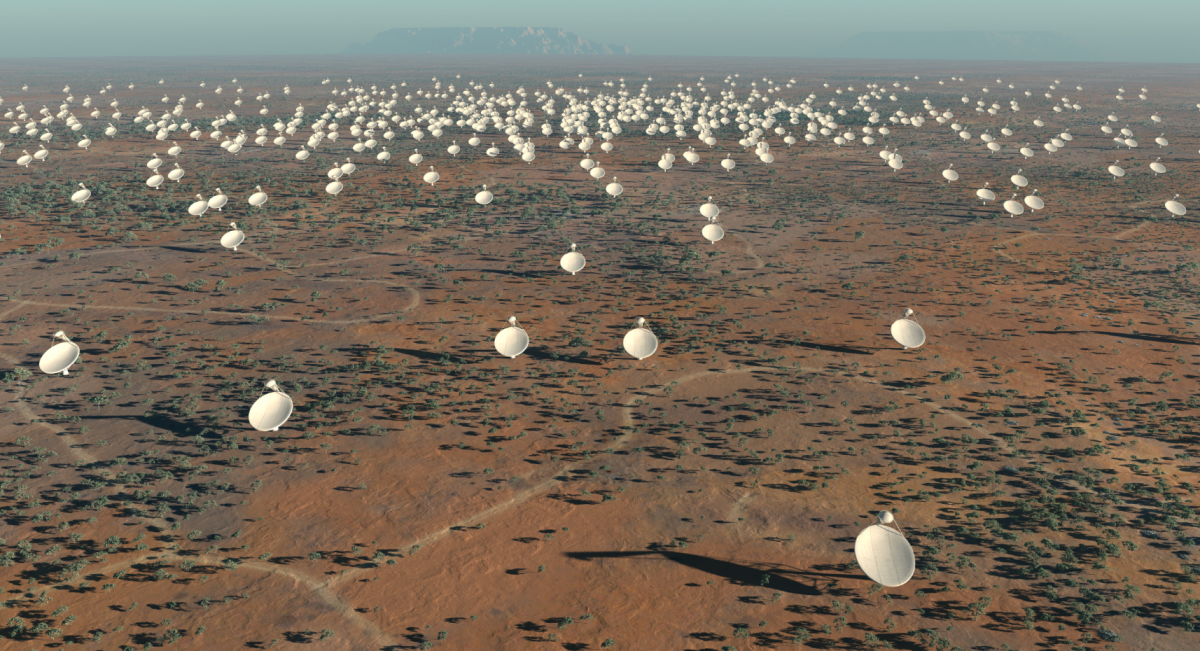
{"left": 560, "top": 244, "right": 586, "bottom": 275}
{"left": 248, "top": 380, "right": 293, "bottom": 432}
{"left": 1024, "top": 190, "right": 1045, "bottom": 212}
{"left": 1149, "top": 158, "right": 1166, "bottom": 176}
{"left": 1003, "top": 194, "right": 1025, "bottom": 217}
{"left": 221, "top": 223, "right": 245, "bottom": 250}
{"left": 854, "top": 511, "right": 916, "bottom": 587}
{"left": 248, "top": 185, "right": 268, "bottom": 207}
{"left": 702, "top": 222, "right": 724, "bottom": 243}
{"left": 606, "top": 178, "right": 623, "bottom": 197}
{"left": 187, "top": 194, "right": 209, "bottom": 216}
{"left": 976, "top": 183, "right": 995, "bottom": 204}
{"left": 589, "top": 166, "right": 605, "bottom": 179}
{"left": 208, "top": 188, "right": 229, "bottom": 211}
{"left": 699, "top": 197, "right": 719, "bottom": 219}
{"left": 941, "top": 164, "right": 958, "bottom": 182}
{"left": 623, "top": 318, "right": 658, "bottom": 360}
{"left": 1166, "top": 195, "right": 1186, "bottom": 217}
{"left": 721, "top": 157, "right": 736, "bottom": 170}
{"left": 39, "top": 331, "right": 80, "bottom": 375}
{"left": 422, "top": 166, "right": 440, "bottom": 185}
{"left": 890, "top": 309, "right": 925, "bottom": 349}
{"left": 1108, "top": 161, "right": 1125, "bottom": 179}
{"left": 71, "top": 183, "right": 91, "bottom": 204}
{"left": 168, "top": 164, "right": 185, "bottom": 182}
{"left": 494, "top": 317, "right": 529, "bottom": 359}
{"left": 475, "top": 185, "right": 494, "bottom": 205}
{"left": 325, "top": 181, "right": 344, "bottom": 196}
{"left": 1010, "top": 169, "right": 1028, "bottom": 187}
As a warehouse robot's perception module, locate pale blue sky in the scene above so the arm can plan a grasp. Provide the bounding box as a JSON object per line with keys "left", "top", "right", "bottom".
{"left": 4, "top": 0, "right": 1198, "bottom": 62}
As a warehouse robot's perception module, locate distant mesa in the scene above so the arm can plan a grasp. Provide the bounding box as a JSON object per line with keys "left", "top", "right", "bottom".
{"left": 835, "top": 31, "right": 1105, "bottom": 62}
{"left": 345, "top": 27, "right": 629, "bottom": 55}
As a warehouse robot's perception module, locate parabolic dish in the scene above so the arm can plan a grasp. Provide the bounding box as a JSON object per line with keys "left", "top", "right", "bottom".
{"left": 1166, "top": 200, "right": 1186, "bottom": 216}
{"left": 890, "top": 319, "right": 926, "bottom": 349}
{"left": 702, "top": 223, "right": 725, "bottom": 243}
{"left": 248, "top": 392, "right": 293, "bottom": 432}
{"left": 221, "top": 230, "right": 245, "bottom": 249}
{"left": 39, "top": 342, "right": 80, "bottom": 375}
{"left": 560, "top": 251, "right": 586, "bottom": 274}
{"left": 494, "top": 326, "right": 529, "bottom": 358}
{"left": 854, "top": 524, "right": 916, "bottom": 587}
{"left": 623, "top": 329, "right": 659, "bottom": 360}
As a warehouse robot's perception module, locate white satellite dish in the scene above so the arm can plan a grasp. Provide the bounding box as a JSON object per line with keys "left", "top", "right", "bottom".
{"left": 325, "top": 181, "right": 344, "bottom": 196}
{"left": 941, "top": 164, "right": 958, "bottom": 183}
{"left": 1166, "top": 195, "right": 1187, "bottom": 217}
{"left": 699, "top": 197, "right": 719, "bottom": 219}
{"left": 39, "top": 331, "right": 80, "bottom": 376}
{"left": 248, "top": 185, "right": 268, "bottom": 207}
{"left": 890, "top": 309, "right": 926, "bottom": 349}
{"left": 623, "top": 318, "right": 658, "bottom": 360}
{"left": 1024, "top": 190, "right": 1045, "bottom": 212}
{"left": 475, "top": 185, "right": 494, "bottom": 205}
{"left": 494, "top": 317, "right": 530, "bottom": 359}
{"left": 721, "top": 157, "right": 735, "bottom": 170}
{"left": 702, "top": 222, "right": 724, "bottom": 243}
{"left": 422, "top": 166, "right": 440, "bottom": 185}
{"left": 248, "top": 380, "right": 293, "bottom": 432}
{"left": 1003, "top": 194, "right": 1025, "bottom": 217}
{"left": 854, "top": 511, "right": 916, "bottom": 587}
{"left": 1108, "top": 161, "right": 1125, "bottom": 179}
{"left": 975, "top": 182, "right": 995, "bottom": 204}
{"left": 221, "top": 222, "right": 245, "bottom": 251}
{"left": 187, "top": 194, "right": 209, "bottom": 216}
{"left": 207, "top": 188, "right": 228, "bottom": 211}
{"left": 1010, "top": 169, "right": 1028, "bottom": 187}
{"left": 1149, "top": 158, "right": 1166, "bottom": 176}
{"left": 70, "top": 183, "right": 91, "bottom": 204}
{"left": 605, "top": 178, "right": 623, "bottom": 197}
{"left": 560, "top": 243, "right": 586, "bottom": 275}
